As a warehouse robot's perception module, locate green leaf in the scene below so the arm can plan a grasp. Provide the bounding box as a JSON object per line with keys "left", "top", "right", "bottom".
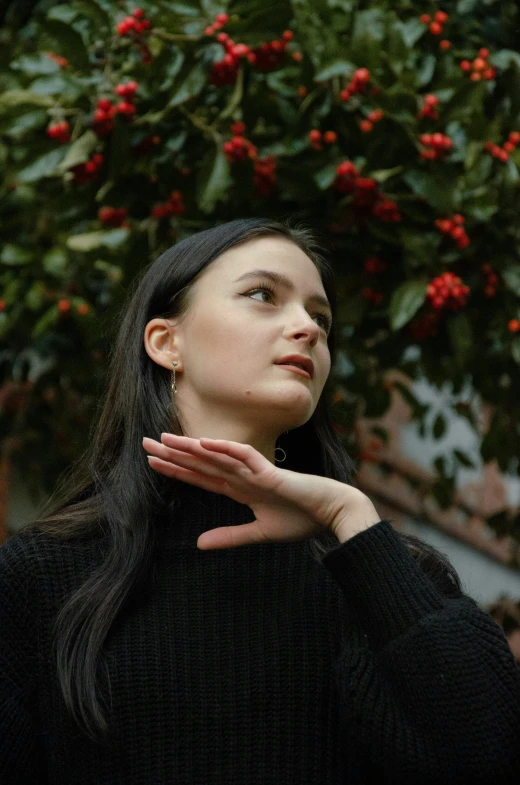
{"left": 10, "top": 54, "right": 60, "bottom": 76}
{"left": 447, "top": 312, "right": 474, "bottom": 366}
{"left": 2, "top": 109, "right": 47, "bottom": 139}
{"left": 66, "top": 228, "right": 130, "bottom": 251}
{"left": 370, "top": 165, "right": 404, "bottom": 183}
{"left": 32, "top": 306, "right": 59, "bottom": 339}
{"left": 168, "top": 63, "right": 207, "bottom": 108}
{"left": 314, "top": 60, "right": 355, "bottom": 81}
{"left": 0, "top": 245, "right": 33, "bottom": 266}
{"left": 58, "top": 131, "right": 98, "bottom": 172}
{"left": 40, "top": 18, "right": 90, "bottom": 71}
{"left": 0, "top": 90, "right": 53, "bottom": 111}
{"left": 42, "top": 248, "right": 68, "bottom": 277}
{"left": 416, "top": 54, "right": 436, "bottom": 87}
{"left": 16, "top": 148, "right": 66, "bottom": 183}
{"left": 432, "top": 413, "right": 447, "bottom": 440}
{"left": 503, "top": 266, "right": 520, "bottom": 296}
{"left": 403, "top": 169, "right": 458, "bottom": 212}
{"left": 314, "top": 162, "right": 338, "bottom": 189}
{"left": 399, "top": 17, "right": 426, "bottom": 47}
{"left": 492, "top": 50, "right": 520, "bottom": 70}
{"left": 511, "top": 337, "right": 520, "bottom": 365}
{"left": 196, "top": 147, "right": 230, "bottom": 214}
{"left": 389, "top": 280, "right": 427, "bottom": 330}
{"left": 74, "top": 0, "right": 111, "bottom": 30}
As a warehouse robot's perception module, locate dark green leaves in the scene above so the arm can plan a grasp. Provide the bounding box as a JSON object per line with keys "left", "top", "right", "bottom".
{"left": 389, "top": 280, "right": 427, "bottom": 330}
{"left": 196, "top": 147, "right": 230, "bottom": 213}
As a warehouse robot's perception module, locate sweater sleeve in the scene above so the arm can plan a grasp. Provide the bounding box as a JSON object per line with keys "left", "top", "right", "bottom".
{"left": 0, "top": 535, "right": 45, "bottom": 784}
{"left": 321, "top": 519, "right": 520, "bottom": 784}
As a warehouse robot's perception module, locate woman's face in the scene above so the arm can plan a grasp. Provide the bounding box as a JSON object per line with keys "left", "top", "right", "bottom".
{"left": 146, "top": 236, "right": 332, "bottom": 441}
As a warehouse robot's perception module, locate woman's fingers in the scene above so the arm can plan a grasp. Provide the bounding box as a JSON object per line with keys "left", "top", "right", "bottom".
{"left": 146, "top": 455, "right": 229, "bottom": 494}
{"left": 160, "top": 434, "right": 247, "bottom": 473}
{"left": 197, "top": 522, "right": 266, "bottom": 550}
{"left": 143, "top": 436, "right": 236, "bottom": 481}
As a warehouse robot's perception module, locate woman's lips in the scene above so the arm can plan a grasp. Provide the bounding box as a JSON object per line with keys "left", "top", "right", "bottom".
{"left": 275, "top": 364, "right": 311, "bottom": 379}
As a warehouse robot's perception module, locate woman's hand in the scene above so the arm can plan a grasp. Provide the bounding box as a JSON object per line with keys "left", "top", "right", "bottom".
{"left": 142, "top": 433, "right": 381, "bottom": 549}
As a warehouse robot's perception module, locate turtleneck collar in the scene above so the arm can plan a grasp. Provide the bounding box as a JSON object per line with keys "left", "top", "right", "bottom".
{"left": 154, "top": 480, "right": 254, "bottom": 543}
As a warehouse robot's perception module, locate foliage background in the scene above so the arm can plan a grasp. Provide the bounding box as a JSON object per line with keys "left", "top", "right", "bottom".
{"left": 1, "top": 0, "right": 520, "bottom": 550}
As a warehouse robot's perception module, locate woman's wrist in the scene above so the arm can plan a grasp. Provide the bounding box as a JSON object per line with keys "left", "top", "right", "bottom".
{"left": 331, "top": 499, "right": 381, "bottom": 544}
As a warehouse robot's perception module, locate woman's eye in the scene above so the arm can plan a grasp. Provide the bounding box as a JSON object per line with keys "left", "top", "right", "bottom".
{"left": 245, "top": 287, "right": 331, "bottom": 333}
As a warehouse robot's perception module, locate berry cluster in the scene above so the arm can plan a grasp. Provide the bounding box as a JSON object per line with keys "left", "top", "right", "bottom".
{"left": 372, "top": 198, "right": 401, "bottom": 222}
{"left": 362, "top": 288, "right": 384, "bottom": 306}
{"left": 115, "top": 8, "right": 151, "bottom": 63}
{"left": 93, "top": 82, "right": 138, "bottom": 137}
{"left": 47, "top": 52, "right": 68, "bottom": 68}
{"left": 204, "top": 12, "right": 230, "bottom": 36}
{"left": 332, "top": 161, "right": 401, "bottom": 221}
{"left": 484, "top": 131, "right": 520, "bottom": 162}
{"left": 151, "top": 191, "right": 185, "bottom": 219}
{"left": 71, "top": 153, "right": 104, "bottom": 184}
{"left": 420, "top": 10, "right": 448, "bottom": 37}
{"left": 426, "top": 272, "right": 470, "bottom": 311}
{"left": 363, "top": 256, "right": 388, "bottom": 274}
{"left": 339, "top": 68, "right": 370, "bottom": 102}
{"left": 481, "top": 264, "right": 499, "bottom": 298}
{"left": 98, "top": 206, "right": 129, "bottom": 227}
{"left": 46, "top": 120, "right": 70, "bottom": 143}
{"left": 253, "top": 155, "right": 277, "bottom": 197}
{"left": 459, "top": 49, "right": 496, "bottom": 81}
{"left": 251, "top": 36, "right": 291, "bottom": 73}
{"left": 116, "top": 8, "right": 150, "bottom": 36}
{"left": 407, "top": 311, "right": 440, "bottom": 340}
{"left": 223, "top": 134, "right": 257, "bottom": 162}
{"left": 308, "top": 129, "right": 337, "bottom": 150}
{"left": 420, "top": 132, "right": 453, "bottom": 160}
{"left": 435, "top": 214, "right": 470, "bottom": 248}
{"left": 209, "top": 27, "right": 292, "bottom": 85}
{"left": 417, "top": 94, "right": 439, "bottom": 120}
{"left": 360, "top": 109, "right": 384, "bottom": 133}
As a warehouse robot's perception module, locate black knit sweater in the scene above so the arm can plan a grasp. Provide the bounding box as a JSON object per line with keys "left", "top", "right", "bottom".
{"left": 1, "top": 482, "right": 519, "bottom": 784}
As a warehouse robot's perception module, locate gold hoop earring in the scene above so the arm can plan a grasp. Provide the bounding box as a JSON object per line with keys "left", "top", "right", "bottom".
{"left": 171, "top": 361, "right": 178, "bottom": 399}
{"left": 275, "top": 430, "right": 288, "bottom": 463}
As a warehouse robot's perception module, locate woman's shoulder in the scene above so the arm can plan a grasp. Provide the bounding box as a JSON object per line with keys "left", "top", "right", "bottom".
{"left": 0, "top": 526, "right": 106, "bottom": 596}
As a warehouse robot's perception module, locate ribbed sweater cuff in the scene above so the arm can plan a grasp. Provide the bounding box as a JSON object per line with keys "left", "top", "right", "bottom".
{"left": 321, "top": 519, "right": 449, "bottom": 651}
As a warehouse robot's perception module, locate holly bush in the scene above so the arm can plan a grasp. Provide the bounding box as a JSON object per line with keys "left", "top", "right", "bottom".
{"left": 1, "top": 0, "right": 520, "bottom": 541}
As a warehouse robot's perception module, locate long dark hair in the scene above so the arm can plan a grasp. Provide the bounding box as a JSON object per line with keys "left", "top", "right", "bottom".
{"left": 24, "top": 216, "right": 463, "bottom": 741}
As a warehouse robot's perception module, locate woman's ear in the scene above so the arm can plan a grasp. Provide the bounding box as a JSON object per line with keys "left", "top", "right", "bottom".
{"left": 143, "top": 318, "right": 181, "bottom": 371}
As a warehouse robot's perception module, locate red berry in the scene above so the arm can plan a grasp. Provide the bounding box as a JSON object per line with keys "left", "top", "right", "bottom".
{"left": 503, "top": 141, "right": 515, "bottom": 153}
{"left": 439, "top": 39, "right": 451, "bottom": 50}
{"left": 368, "top": 109, "right": 384, "bottom": 122}
{"left": 429, "top": 22, "right": 443, "bottom": 35}
{"left": 323, "top": 130, "right": 337, "bottom": 143}
{"left": 424, "top": 94, "right": 439, "bottom": 107}
{"left": 132, "top": 8, "right": 144, "bottom": 18}
{"left": 116, "top": 101, "right": 136, "bottom": 117}
{"left": 509, "top": 131, "right": 520, "bottom": 144}
{"left": 419, "top": 14, "right": 431, "bottom": 24}
{"left": 360, "top": 119, "right": 373, "bottom": 133}
{"left": 354, "top": 67, "right": 370, "bottom": 84}
{"left": 473, "top": 57, "right": 487, "bottom": 72}
{"left": 459, "top": 60, "right": 471, "bottom": 72}
{"left": 58, "top": 299, "right": 71, "bottom": 313}
{"left": 216, "top": 13, "right": 229, "bottom": 24}
{"left": 282, "top": 30, "right": 293, "bottom": 41}
{"left": 434, "top": 11, "right": 448, "bottom": 23}
{"left": 478, "top": 48, "right": 490, "bottom": 58}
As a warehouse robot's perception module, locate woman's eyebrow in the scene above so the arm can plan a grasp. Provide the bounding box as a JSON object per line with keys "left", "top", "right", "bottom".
{"left": 233, "top": 268, "right": 332, "bottom": 313}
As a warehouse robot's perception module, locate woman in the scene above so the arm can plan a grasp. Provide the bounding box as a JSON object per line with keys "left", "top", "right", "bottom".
{"left": 1, "top": 217, "right": 519, "bottom": 784}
